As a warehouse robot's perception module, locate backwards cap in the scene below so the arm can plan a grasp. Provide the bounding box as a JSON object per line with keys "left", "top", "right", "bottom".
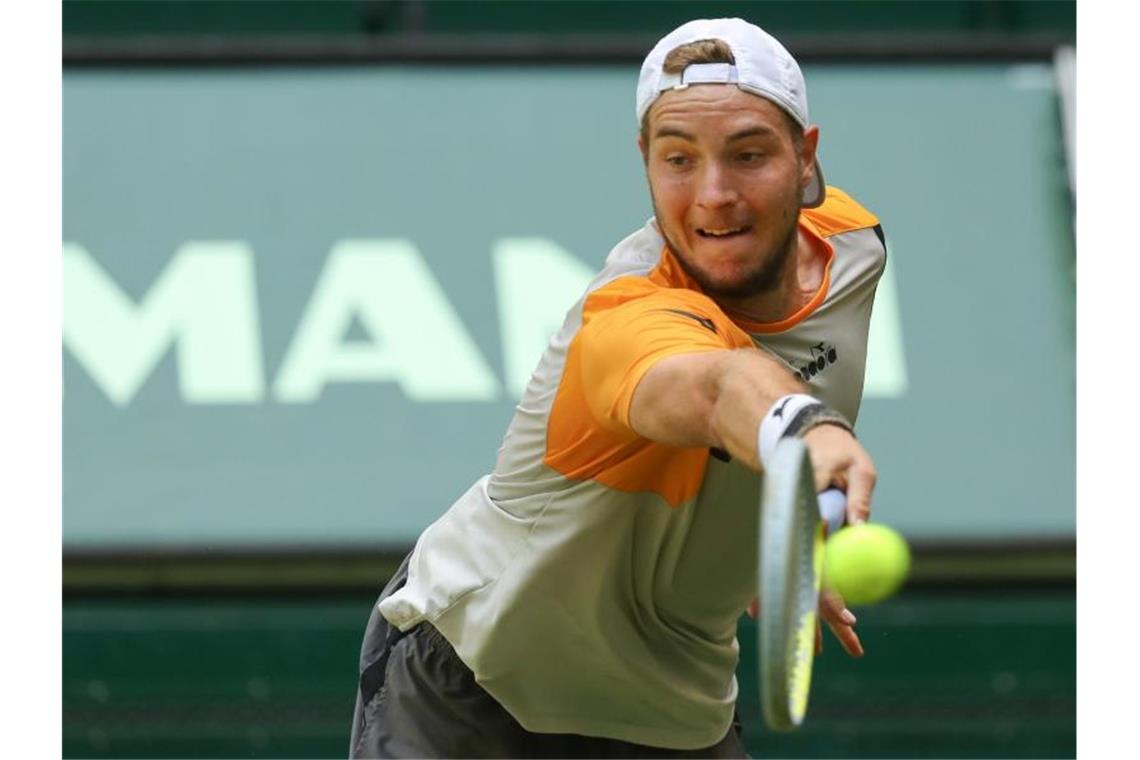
{"left": 636, "top": 18, "right": 824, "bottom": 208}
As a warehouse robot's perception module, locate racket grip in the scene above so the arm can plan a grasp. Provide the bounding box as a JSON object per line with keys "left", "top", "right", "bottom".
{"left": 818, "top": 488, "right": 847, "bottom": 534}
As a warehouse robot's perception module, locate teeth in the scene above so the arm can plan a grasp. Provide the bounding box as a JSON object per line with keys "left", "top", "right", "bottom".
{"left": 702, "top": 227, "right": 744, "bottom": 237}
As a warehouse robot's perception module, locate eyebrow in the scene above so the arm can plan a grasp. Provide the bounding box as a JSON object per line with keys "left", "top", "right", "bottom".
{"left": 653, "top": 126, "right": 697, "bottom": 141}
{"left": 652, "top": 125, "right": 779, "bottom": 142}
{"left": 725, "top": 126, "right": 779, "bottom": 142}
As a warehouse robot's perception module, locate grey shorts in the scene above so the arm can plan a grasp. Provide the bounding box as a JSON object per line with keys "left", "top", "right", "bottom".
{"left": 349, "top": 554, "right": 748, "bottom": 759}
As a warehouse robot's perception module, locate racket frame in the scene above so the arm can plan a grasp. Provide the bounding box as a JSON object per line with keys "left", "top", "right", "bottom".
{"left": 758, "top": 437, "right": 826, "bottom": 731}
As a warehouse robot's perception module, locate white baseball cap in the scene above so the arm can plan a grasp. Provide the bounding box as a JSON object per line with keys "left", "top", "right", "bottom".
{"left": 636, "top": 18, "right": 825, "bottom": 208}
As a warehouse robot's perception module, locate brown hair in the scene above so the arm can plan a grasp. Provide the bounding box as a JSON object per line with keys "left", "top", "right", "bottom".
{"left": 640, "top": 38, "right": 804, "bottom": 150}
{"left": 662, "top": 38, "right": 736, "bottom": 74}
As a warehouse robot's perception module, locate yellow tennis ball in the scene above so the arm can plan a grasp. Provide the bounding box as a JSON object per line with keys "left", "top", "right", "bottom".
{"left": 822, "top": 523, "right": 911, "bottom": 605}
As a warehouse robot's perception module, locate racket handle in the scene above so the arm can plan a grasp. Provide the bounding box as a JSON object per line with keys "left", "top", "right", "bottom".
{"left": 818, "top": 488, "right": 847, "bottom": 534}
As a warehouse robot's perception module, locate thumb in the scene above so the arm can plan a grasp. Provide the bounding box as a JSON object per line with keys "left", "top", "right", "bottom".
{"left": 845, "top": 463, "right": 876, "bottom": 525}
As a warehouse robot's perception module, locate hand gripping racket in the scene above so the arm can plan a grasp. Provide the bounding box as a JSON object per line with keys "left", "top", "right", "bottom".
{"left": 758, "top": 437, "right": 847, "bottom": 731}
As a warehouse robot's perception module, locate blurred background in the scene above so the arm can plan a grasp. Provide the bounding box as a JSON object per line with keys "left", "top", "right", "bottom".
{"left": 62, "top": 1, "right": 1075, "bottom": 757}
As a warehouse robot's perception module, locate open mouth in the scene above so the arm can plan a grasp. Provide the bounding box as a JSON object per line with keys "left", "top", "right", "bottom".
{"left": 696, "top": 225, "right": 752, "bottom": 239}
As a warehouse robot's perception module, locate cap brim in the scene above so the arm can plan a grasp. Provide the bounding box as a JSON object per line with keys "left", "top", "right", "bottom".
{"left": 801, "top": 159, "right": 825, "bottom": 208}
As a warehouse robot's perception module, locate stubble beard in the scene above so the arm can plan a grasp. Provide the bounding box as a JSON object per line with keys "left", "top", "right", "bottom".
{"left": 656, "top": 203, "right": 801, "bottom": 300}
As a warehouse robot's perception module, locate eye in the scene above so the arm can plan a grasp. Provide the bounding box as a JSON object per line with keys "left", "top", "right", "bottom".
{"left": 738, "top": 151, "right": 766, "bottom": 164}
{"left": 664, "top": 154, "right": 690, "bottom": 168}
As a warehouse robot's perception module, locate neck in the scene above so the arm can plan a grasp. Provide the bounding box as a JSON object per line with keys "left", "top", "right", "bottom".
{"left": 718, "top": 227, "right": 822, "bottom": 324}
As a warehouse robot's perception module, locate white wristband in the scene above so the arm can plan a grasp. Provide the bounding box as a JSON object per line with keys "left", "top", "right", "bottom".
{"left": 757, "top": 393, "right": 821, "bottom": 466}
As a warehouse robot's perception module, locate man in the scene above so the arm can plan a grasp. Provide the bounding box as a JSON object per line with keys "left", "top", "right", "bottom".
{"left": 350, "top": 17, "right": 885, "bottom": 759}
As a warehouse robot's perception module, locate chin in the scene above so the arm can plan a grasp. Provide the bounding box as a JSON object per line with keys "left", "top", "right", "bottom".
{"left": 706, "top": 279, "right": 771, "bottom": 300}
{"left": 690, "top": 269, "right": 764, "bottom": 299}
{"left": 702, "top": 255, "right": 768, "bottom": 284}
{"left": 663, "top": 226, "right": 786, "bottom": 297}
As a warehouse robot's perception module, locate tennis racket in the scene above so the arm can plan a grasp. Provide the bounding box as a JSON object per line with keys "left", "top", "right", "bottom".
{"left": 758, "top": 437, "right": 847, "bottom": 731}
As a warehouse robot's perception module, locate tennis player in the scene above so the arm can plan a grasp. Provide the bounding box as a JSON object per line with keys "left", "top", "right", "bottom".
{"left": 350, "top": 17, "right": 885, "bottom": 758}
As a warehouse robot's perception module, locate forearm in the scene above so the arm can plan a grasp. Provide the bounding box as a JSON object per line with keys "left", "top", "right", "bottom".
{"left": 709, "top": 348, "right": 807, "bottom": 470}
{"left": 627, "top": 347, "right": 806, "bottom": 467}
{"left": 629, "top": 345, "right": 875, "bottom": 522}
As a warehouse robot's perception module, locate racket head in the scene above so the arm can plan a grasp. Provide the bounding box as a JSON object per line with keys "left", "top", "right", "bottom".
{"left": 758, "top": 437, "right": 827, "bottom": 731}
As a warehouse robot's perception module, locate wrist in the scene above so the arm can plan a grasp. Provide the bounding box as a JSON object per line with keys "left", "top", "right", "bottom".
{"left": 757, "top": 393, "right": 852, "bottom": 466}
{"left": 786, "top": 404, "right": 853, "bottom": 441}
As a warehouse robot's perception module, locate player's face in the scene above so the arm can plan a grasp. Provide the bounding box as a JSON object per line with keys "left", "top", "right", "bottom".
{"left": 640, "top": 86, "right": 819, "bottom": 299}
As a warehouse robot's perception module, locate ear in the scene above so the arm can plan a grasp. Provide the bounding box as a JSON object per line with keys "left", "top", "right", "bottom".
{"left": 801, "top": 125, "right": 820, "bottom": 190}
{"left": 637, "top": 134, "right": 649, "bottom": 165}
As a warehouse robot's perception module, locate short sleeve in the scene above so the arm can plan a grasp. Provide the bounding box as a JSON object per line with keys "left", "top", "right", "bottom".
{"left": 575, "top": 286, "right": 753, "bottom": 435}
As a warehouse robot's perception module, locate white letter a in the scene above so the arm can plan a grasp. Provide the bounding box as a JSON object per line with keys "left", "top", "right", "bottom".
{"left": 273, "top": 240, "right": 500, "bottom": 402}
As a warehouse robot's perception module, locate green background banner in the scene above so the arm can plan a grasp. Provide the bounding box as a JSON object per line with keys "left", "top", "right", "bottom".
{"left": 63, "top": 63, "right": 1074, "bottom": 549}
{"left": 63, "top": 591, "right": 1074, "bottom": 758}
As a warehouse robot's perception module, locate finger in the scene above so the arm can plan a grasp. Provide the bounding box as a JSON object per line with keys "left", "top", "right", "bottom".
{"left": 819, "top": 588, "right": 853, "bottom": 623}
{"left": 819, "top": 589, "right": 863, "bottom": 657}
{"left": 812, "top": 464, "right": 847, "bottom": 494}
{"left": 824, "top": 617, "right": 865, "bottom": 658}
{"left": 844, "top": 460, "right": 877, "bottom": 525}
{"left": 804, "top": 434, "right": 839, "bottom": 492}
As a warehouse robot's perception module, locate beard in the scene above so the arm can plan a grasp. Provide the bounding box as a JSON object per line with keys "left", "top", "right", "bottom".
{"left": 655, "top": 203, "right": 800, "bottom": 300}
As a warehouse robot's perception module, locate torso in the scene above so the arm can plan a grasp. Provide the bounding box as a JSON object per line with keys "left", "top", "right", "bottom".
{"left": 376, "top": 186, "right": 887, "bottom": 750}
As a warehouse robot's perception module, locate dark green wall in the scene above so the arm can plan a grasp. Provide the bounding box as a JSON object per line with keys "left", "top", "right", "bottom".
{"left": 63, "top": 590, "right": 1074, "bottom": 759}
{"left": 63, "top": 0, "right": 1075, "bottom": 40}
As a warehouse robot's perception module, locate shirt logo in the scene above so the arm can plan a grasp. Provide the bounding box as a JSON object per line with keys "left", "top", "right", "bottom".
{"left": 796, "top": 342, "right": 838, "bottom": 383}
{"left": 661, "top": 309, "right": 717, "bottom": 334}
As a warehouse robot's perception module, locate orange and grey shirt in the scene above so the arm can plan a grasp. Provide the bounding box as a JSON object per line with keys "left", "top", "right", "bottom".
{"left": 378, "top": 186, "right": 886, "bottom": 749}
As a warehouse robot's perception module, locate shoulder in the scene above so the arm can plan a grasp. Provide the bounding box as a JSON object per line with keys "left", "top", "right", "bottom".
{"left": 809, "top": 187, "right": 888, "bottom": 300}
{"left": 584, "top": 275, "right": 714, "bottom": 313}
{"left": 805, "top": 186, "right": 888, "bottom": 278}
{"left": 802, "top": 186, "right": 881, "bottom": 239}
{"left": 572, "top": 270, "right": 754, "bottom": 361}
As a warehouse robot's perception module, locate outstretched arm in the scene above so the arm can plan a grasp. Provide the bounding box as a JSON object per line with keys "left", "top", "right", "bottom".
{"left": 629, "top": 346, "right": 875, "bottom": 658}
{"left": 628, "top": 347, "right": 877, "bottom": 524}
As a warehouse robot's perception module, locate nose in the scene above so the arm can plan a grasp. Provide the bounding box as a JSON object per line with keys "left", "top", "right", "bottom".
{"left": 695, "top": 162, "right": 738, "bottom": 210}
